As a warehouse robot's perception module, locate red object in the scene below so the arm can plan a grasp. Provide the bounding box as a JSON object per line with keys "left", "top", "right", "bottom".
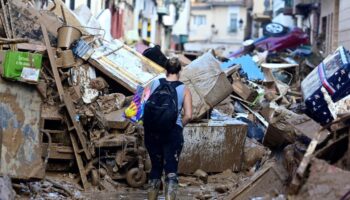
{"left": 230, "top": 28, "right": 309, "bottom": 58}
{"left": 111, "top": 6, "right": 124, "bottom": 39}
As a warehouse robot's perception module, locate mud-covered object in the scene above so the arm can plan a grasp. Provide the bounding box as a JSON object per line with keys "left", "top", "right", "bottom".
{"left": 96, "top": 93, "right": 126, "bottom": 114}
{"left": 213, "top": 97, "right": 234, "bottom": 117}
{"left": 10, "top": 1, "right": 61, "bottom": 45}
{"left": 180, "top": 50, "right": 233, "bottom": 119}
{"left": 302, "top": 46, "right": 350, "bottom": 124}
{"left": 236, "top": 117, "right": 265, "bottom": 143}
{"left": 294, "top": 158, "right": 350, "bottom": 200}
{"left": 90, "top": 77, "right": 109, "bottom": 91}
{"left": 142, "top": 45, "right": 168, "bottom": 68}
{"left": 243, "top": 138, "right": 270, "bottom": 170}
{"left": 0, "top": 176, "right": 16, "bottom": 200}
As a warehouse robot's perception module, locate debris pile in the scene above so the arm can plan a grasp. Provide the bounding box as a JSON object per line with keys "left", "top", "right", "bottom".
{"left": 0, "top": 0, "right": 159, "bottom": 196}
{"left": 0, "top": 0, "right": 349, "bottom": 199}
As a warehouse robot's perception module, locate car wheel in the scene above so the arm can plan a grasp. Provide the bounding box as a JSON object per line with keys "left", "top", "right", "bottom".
{"left": 263, "top": 23, "right": 288, "bottom": 37}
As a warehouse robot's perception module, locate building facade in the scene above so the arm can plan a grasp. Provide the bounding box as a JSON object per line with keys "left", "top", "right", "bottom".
{"left": 187, "top": 0, "right": 248, "bottom": 51}
{"left": 58, "top": 0, "right": 187, "bottom": 50}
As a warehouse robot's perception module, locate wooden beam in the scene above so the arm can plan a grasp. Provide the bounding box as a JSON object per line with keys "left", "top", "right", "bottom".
{"left": 40, "top": 23, "right": 64, "bottom": 101}
{"left": 70, "top": 133, "right": 90, "bottom": 190}
{"left": 41, "top": 143, "right": 74, "bottom": 160}
{"left": 0, "top": 38, "right": 28, "bottom": 43}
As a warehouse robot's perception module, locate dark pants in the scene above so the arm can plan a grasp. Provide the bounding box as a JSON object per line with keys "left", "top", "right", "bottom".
{"left": 144, "top": 125, "right": 184, "bottom": 182}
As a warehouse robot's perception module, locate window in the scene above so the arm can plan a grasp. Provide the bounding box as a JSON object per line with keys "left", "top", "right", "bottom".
{"left": 69, "top": 0, "right": 75, "bottom": 10}
{"left": 193, "top": 15, "right": 206, "bottom": 26}
{"left": 229, "top": 13, "right": 238, "bottom": 33}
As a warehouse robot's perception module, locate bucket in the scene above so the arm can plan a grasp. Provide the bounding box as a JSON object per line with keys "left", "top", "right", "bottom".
{"left": 58, "top": 50, "right": 75, "bottom": 67}
{"left": 57, "top": 26, "right": 82, "bottom": 49}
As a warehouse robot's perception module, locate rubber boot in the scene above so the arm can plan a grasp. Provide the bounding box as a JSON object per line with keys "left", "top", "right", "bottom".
{"left": 165, "top": 179, "right": 178, "bottom": 200}
{"left": 148, "top": 179, "right": 161, "bottom": 200}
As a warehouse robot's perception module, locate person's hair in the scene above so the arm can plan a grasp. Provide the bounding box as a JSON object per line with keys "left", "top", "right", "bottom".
{"left": 165, "top": 57, "right": 181, "bottom": 75}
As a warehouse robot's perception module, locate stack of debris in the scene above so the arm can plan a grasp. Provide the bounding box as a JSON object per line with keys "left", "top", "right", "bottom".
{"left": 0, "top": 1, "right": 248, "bottom": 198}
{"left": 1, "top": 0, "right": 350, "bottom": 199}
{"left": 0, "top": 0, "right": 163, "bottom": 194}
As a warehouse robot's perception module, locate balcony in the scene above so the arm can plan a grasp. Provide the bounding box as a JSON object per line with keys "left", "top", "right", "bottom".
{"left": 193, "top": 0, "right": 245, "bottom": 6}
{"left": 293, "top": 0, "right": 316, "bottom": 15}
{"left": 294, "top": 0, "right": 315, "bottom": 7}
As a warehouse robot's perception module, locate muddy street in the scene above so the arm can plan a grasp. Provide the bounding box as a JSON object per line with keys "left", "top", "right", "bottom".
{"left": 1, "top": 0, "right": 350, "bottom": 200}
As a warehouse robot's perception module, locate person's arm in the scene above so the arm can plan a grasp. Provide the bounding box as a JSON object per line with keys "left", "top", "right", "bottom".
{"left": 142, "top": 81, "right": 154, "bottom": 101}
{"left": 182, "top": 87, "right": 192, "bottom": 126}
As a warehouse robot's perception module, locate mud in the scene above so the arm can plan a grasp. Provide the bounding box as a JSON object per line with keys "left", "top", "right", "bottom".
{"left": 0, "top": 77, "right": 44, "bottom": 179}
{"left": 294, "top": 158, "right": 350, "bottom": 200}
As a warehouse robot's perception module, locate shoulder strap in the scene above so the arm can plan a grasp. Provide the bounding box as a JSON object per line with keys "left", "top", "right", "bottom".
{"left": 171, "top": 81, "right": 183, "bottom": 88}
{"left": 159, "top": 78, "right": 166, "bottom": 85}
{"left": 159, "top": 78, "right": 183, "bottom": 88}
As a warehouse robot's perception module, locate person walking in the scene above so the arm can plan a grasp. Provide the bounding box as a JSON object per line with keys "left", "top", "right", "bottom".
{"left": 143, "top": 57, "right": 192, "bottom": 200}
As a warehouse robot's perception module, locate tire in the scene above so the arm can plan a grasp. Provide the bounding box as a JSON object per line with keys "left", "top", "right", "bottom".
{"left": 126, "top": 168, "right": 147, "bottom": 188}
{"left": 263, "top": 22, "right": 288, "bottom": 37}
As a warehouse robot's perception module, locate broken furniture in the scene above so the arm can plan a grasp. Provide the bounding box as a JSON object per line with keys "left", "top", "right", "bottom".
{"left": 180, "top": 50, "right": 233, "bottom": 120}
{"left": 178, "top": 121, "right": 247, "bottom": 174}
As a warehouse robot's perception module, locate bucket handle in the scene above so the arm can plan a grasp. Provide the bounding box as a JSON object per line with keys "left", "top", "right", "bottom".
{"left": 76, "top": 26, "right": 106, "bottom": 39}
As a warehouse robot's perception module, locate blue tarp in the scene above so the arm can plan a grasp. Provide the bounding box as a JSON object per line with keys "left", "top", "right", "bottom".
{"left": 221, "top": 55, "right": 264, "bottom": 80}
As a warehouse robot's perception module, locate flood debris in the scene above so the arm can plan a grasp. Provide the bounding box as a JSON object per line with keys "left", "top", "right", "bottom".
{"left": 0, "top": 0, "right": 350, "bottom": 199}
{"left": 0, "top": 176, "right": 16, "bottom": 200}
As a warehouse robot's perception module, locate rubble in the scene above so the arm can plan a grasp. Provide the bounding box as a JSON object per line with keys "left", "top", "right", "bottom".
{"left": 293, "top": 158, "right": 350, "bottom": 200}
{"left": 0, "top": 0, "right": 350, "bottom": 199}
{"left": 0, "top": 176, "right": 16, "bottom": 200}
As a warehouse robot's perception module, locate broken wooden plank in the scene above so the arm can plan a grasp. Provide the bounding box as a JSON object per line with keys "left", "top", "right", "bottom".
{"left": 104, "top": 108, "right": 130, "bottom": 129}
{"left": 42, "top": 143, "right": 74, "bottom": 160}
{"left": 286, "top": 114, "right": 330, "bottom": 144}
{"left": 70, "top": 133, "right": 90, "bottom": 190}
{"left": 40, "top": 23, "right": 65, "bottom": 101}
{"left": 230, "top": 95, "right": 254, "bottom": 106}
{"left": 1, "top": 0, "right": 12, "bottom": 39}
{"left": 315, "top": 134, "right": 348, "bottom": 159}
{"left": 7, "top": 2, "right": 15, "bottom": 40}
{"left": 289, "top": 115, "right": 350, "bottom": 194}
{"left": 17, "top": 43, "right": 46, "bottom": 52}
{"left": 231, "top": 79, "right": 258, "bottom": 102}
{"left": 240, "top": 102, "right": 268, "bottom": 127}
{"left": 226, "top": 165, "right": 285, "bottom": 200}
{"left": 289, "top": 133, "right": 320, "bottom": 194}
{"left": 0, "top": 38, "right": 28, "bottom": 44}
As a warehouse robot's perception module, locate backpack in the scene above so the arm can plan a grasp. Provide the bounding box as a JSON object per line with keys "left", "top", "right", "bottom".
{"left": 143, "top": 79, "right": 183, "bottom": 132}
{"left": 142, "top": 45, "right": 168, "bottom": 68}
